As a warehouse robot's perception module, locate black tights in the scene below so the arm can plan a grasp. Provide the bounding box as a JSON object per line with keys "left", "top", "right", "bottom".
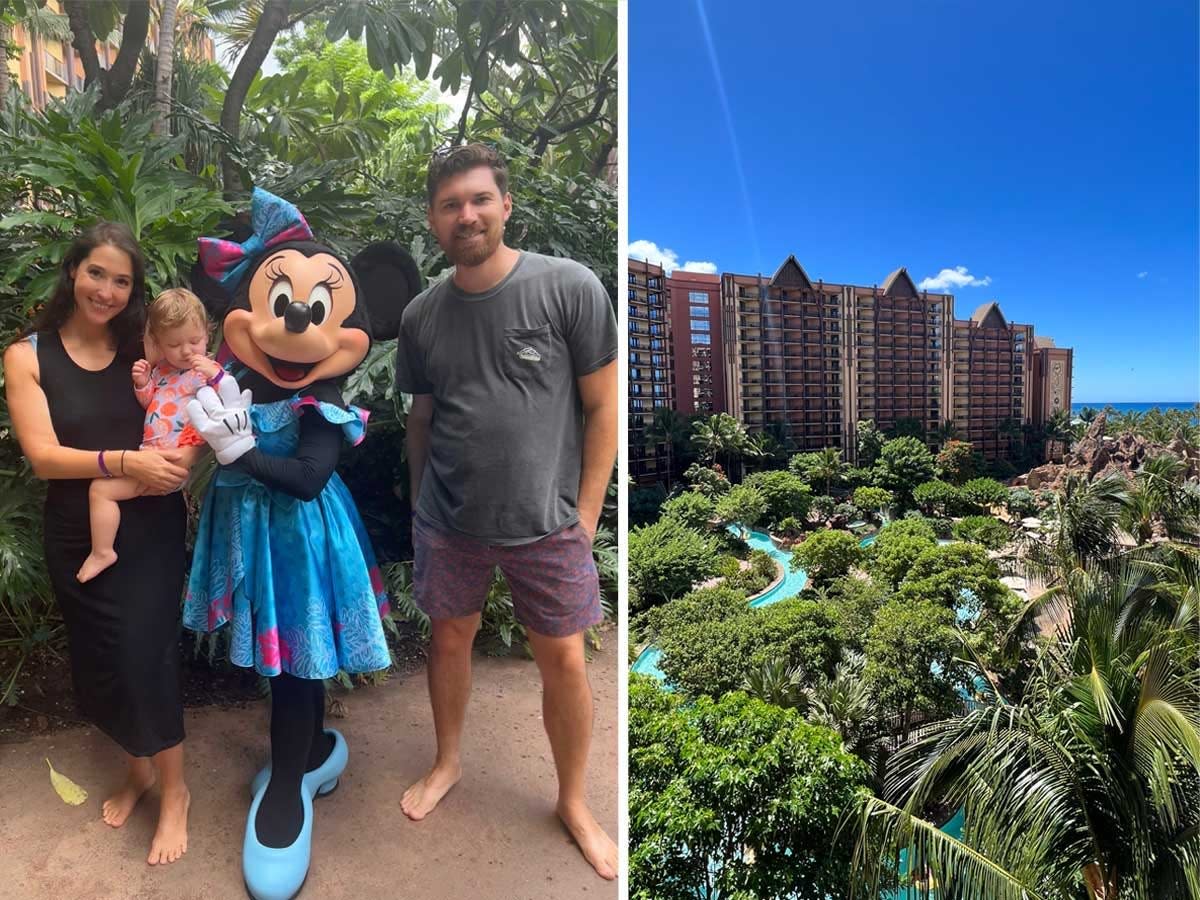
{"left": 254, "top": 673, "right": 335, "bottom": 848}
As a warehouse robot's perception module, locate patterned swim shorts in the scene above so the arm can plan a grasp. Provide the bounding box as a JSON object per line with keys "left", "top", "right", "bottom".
{"left": 411, "top": 513, "right": 603, "bottom": 638}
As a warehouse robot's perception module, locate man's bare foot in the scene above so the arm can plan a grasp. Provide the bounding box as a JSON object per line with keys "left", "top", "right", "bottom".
{"left": 147, "top": 785, "right": 190, "bottom": 865}
{"left": 101, "top": 765, "right": 155, "bottom": 828}
{"left": 400, "top": 763, "right": 462, "bottom": 821}
{"left": 77, "top": 550, "right": 117, "bottom": 583}
{"left": 557, "top": 800, "right": 618, "bottom": 880}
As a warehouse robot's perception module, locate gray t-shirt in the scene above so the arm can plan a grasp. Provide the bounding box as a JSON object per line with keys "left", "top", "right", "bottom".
{"left": 396, "top": 251, "right": 617, "bottom": 544}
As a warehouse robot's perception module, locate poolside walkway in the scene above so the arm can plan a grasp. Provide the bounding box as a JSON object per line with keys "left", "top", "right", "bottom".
{"left": 0, "top": 638, "right": 619, "bottom": 900}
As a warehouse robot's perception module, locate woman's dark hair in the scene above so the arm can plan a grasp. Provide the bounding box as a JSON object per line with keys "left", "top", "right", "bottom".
{"left": 29, "top": 221, "right": 147, "bottom": 357}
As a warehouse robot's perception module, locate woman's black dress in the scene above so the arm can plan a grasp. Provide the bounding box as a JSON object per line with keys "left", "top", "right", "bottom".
{"left": 37, "top": 330, "right": 186, "bottom": 757}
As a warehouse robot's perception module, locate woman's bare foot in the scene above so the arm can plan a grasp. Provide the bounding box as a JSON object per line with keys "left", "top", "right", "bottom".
{"left": 101, "top": 762, "right": 155, "bottom": 828}
{"left": 400, "top": 762, "right": 462, "bottom": 821}
{"left": 77, "top": 550, "right": 117, "bottom": 583}
{"left": 557, "top": 799, "right": 618, "bottom": 880}
{"left": 147, "top": 785, "right": 190, "bottom": 865}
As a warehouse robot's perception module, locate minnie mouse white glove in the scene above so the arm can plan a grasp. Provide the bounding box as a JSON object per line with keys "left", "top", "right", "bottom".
{"left": 185, "top": 373, "right": 257, "bottom": 465}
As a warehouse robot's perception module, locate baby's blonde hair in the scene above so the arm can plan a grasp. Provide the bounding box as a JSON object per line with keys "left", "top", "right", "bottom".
{"left": 147, "top": 288, "right": 207, "bottom": 338}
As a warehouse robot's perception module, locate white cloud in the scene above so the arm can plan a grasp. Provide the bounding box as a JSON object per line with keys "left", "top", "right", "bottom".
{"left": 1137, "top": 271, "right": 1148, "bottom": 279}
{"left": 917, "top": 266, "right": 992, "bottom": 291}
{"left": 628, "top": 240, "right": 718, "bottom": 276}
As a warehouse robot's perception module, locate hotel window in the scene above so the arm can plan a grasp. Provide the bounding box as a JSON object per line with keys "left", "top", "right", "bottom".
{"left": 650, "top": 324, "right": 665, "bottom": 336}
{"left": 648, "top": 277, "right": 661, "bottom": 288}
{"left": 630, "top": 368, "right": 641, "bottom": 380}
{"left": 628, "top": 272, "right": 636, "bottom": 284}
{"left": 650, "top": 339, "right": 665, "bottom": 350}
{"left": 692, "top": 332, "right": 712, "bottom": 345}
{"left": 690, "top": 319, "right": 710, "bottom": 331}
{"left": 689, "top": 291, "right": 708, "bottom": 303}
{"left": 690, "top": 305, "right": 709, "bottom": 318}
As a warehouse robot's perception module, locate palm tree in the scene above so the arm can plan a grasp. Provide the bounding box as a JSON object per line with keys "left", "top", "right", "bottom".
{"left": 1024, "top": 472, "right": 1129, "bottom": 583}
{"left": 1043, "top": 410, "right": 1076, "bottom": 460}
{"left": 932, "top": 419, "right": 960, "bottom": 447}
{"left": 692, "top": 413, "right": 750, "bottom": 482}
{"left": 152, "top": 0, "right": 180, "bottom": 136}
{"left": 644, "top": 407, "right": 690, "bottom": 490}
{"left": 807, "top": 446, "right": 846, "bottom": 495}
{"left": 851, "top": 561, "right": 1200, "bottom": 900}
{"left": 803, "top": 653, "right": 881, "bottom": 764}
{"left": 1078, "top": 406, "right": 1100, "bottom": 424}
{"left": 1121, "top": 455, "right": 1198, "bottom": 546}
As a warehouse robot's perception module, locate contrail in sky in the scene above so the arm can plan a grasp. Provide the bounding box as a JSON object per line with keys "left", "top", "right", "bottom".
{"left": 695, "top": 0, "right": 763, "bottom": 274}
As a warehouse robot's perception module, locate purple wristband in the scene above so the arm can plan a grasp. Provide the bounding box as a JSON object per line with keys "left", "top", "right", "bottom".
{"left": 98, "top": 450, "right": 113, "bottom": 478}
{"left": 207, "top": 368, "right": 224, "bottom": 387}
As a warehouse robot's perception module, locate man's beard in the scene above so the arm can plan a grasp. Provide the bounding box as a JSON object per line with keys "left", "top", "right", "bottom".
{"left": 444, "top": 222, "right": 503, "bottom": 267}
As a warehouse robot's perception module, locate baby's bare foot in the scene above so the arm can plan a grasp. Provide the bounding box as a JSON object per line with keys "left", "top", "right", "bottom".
{"left": 400, "top": 762, "right": 462, "bottom": 821}
{"left": 147, "top": 785, "right": 190, "bottom": 865}
{"left": 77, "top": 550, "right": 117, "bottom": 583}
{"left": 101, "top": 765, "right": 155, "bottom": 828}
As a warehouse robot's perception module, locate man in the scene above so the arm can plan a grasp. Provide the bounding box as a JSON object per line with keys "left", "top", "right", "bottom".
{"left": 395, "top": 144, "right": 618, "bottom": 880}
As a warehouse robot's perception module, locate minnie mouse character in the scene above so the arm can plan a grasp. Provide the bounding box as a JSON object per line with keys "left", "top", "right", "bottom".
{"left": 183, "top": 188, "right": 421, "bottom": 900}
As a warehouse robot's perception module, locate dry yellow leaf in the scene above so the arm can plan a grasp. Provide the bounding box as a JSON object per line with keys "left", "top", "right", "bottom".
{"left": 46, "top": 758, "right": 88, "bottom": 806}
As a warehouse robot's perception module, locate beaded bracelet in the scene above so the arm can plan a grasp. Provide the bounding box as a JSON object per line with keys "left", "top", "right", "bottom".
{"left": 97, "top": 449, "right": 113, "bottom": 478}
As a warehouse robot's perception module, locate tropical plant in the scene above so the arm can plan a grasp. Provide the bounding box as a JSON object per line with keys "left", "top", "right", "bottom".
{"left": 853, "top": 562, "right": 1200, "bottom": 900}
{"left": 874, "top": 436, "right": 936, "bottom": 509}
{"left": 852, "top": 485, "right": 893, "bottom": 518}
{"left": 0, "top": 90, "right": 231, "bottom": 299}
{"left": 644, "top": 407, "right": 692, "bottom": 491}
{"left": 630, "top": 679, "right": 870, "bottom": 900}
{"left": 682, "top": 461, "right": 730, "bottom": 498}
{"left": 791, "top": 530, "right": 865, "bottom": 590}
{"left": 743, "top": 469, "right": 812, "bottom": 528}
{"left": 867, "top": 518, "right": 938, "bottom": 590}
{"left": 912, "top": 479, "right": 963, "bottom": 517}
{"left": 791, "top": 446, "right": 846, "bottom": 495}
{"left": 856, "top": 418, "right": 885, "bottom": 467}
{"left": 803, "top": 651, "right": 882, "bottom": 763}
{"left": 961, "top": 476, "right": 1010, "bottom": 512}
{"left": 952, "top": 514, "right": 1013, "bottom": 550}
{"left": 714, "top": 483, "right": 766, "bottom": 538}
{"left": 628, "top": 517, "right": 721, "bottom": 611}
{"left": 658, "top": 490, "right": 715, "bottom": 532}
{"left": 692, "top": 413, "right": 751, "bottom": 481}
{"left": 935, "top": 438, "right": 976, "bottom": 484}
{"left": 0, "top": 474, "right": 57, "bottom": 706}
{"left": 742, "top": 655, "right": 805, "bottom": 709}
{"left": 1025, "top": 472, "right": 1129, "bottom": 582}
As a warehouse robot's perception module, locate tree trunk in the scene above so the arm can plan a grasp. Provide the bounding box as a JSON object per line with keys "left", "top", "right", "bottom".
{"left": 0, "top": 21, "right": 10, "bottom": 109}
{"left": 219, "top": 0, "right": 289, "bottom": 197}
{"left": 64, "top": 1, "right": 104, "bottom": 90}
{"left": 65, "top": 0, "right": 151, "bottom": 111}
{"left": 152, "top": 0, "right": 178, "bottom": 136}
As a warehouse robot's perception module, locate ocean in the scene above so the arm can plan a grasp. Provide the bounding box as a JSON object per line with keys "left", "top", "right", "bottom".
{"left": 1072, "top": 402, "right": 1197, "bottom": 415}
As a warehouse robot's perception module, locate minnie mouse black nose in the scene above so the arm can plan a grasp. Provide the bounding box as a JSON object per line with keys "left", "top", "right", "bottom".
{"left": 284, "top": 301, "right": 311, "bottom": 333}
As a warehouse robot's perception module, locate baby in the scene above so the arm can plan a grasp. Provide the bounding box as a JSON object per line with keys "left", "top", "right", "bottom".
{"left": 76, "top": 288, "right": 225, "bottom": 582}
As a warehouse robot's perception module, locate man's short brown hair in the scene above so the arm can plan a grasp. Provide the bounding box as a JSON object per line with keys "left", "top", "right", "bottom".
{"left": 426, "top": 143, "right": 509, "bottom": 206}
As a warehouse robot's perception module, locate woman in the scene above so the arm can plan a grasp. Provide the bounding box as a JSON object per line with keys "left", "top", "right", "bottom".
{"left": 3, "top": 222, "right": 192, "bottom": 865}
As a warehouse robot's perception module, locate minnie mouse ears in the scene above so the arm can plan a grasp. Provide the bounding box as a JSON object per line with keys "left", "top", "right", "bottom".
{"left": 350, "top": 241, "right": 424, "bottom": 341}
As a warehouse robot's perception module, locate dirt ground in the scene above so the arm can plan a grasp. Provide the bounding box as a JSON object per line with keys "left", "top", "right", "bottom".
{"left": 0, "top": 642, "right": 619, "bottom": 900}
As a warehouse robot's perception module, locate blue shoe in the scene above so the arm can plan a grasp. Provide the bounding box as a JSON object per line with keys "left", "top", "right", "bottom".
{"left": 250, "top": 729, "right": 348, "bottom": 800}
{"left": 242, "top": 778, "right": 313, "bottom": 900}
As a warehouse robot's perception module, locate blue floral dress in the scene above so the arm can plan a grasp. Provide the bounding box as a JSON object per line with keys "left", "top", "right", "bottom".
{"left": 183, "top": 395, "right": 391, "bottom": 679}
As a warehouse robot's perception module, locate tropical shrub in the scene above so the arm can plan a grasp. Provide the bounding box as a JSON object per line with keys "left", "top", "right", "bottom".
{"left": 648, "top": 593, "right": 840, "bottom": 699}
{"left": 1005, "top": 486, "right": 1037, "bottom": 519}
{"left": 856, "top": 419, "right": 885, "bottom": 466}
{"left": 811, "top": 495, "right": 837, "bottom": 520}
{"left": 912, "top": 479, "right": 962, "bottom": 517}
{"left": 658, "top": 490, "right": 715, "bottom": 532}
{"left": 951, "top": 515, "right": 1011, "bottom": 550}
{"left": 866, "top": 519, "right": 938, "bottom": 589}
{"left": 628, "top": 518, "right": 720, "bottom": 611}
{"left": 776, "top": 515, "right": 804, "bottom": 538}
{"left": 742, "top": 469, "right": 812, "bottom": 527}
{"left": 873, "top": 436, "right": 936, "bottom": 508}
{"left": 629, "top": 679, "right": 870, "bottom": 900}
{"left": 852, "top": 486, "right": 892, "bottom": 516}
{"left": 825, "top": 575, "right": 890, "bottom": 654}
{"left": 715, "top": 483, "right": 766, "bottom": 535}
{"left": 682, "top": 461, "right": 731, "bottom": 498}
{"left": 791, "top": 530, "right": 865, "bottom": 590}
{"left": 934, "top": 439, "right": 976, "bottom": 485}
{"left": 960, "top": 476, "right": 1009, "bottom": 512}
{"left": 628, "top": 484, "right": 667, "bottom": 527}
{"left": 863, "top": 598, "right": 966, "bottom": 739}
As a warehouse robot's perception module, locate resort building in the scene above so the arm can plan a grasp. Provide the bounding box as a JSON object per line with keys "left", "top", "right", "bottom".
{"left": 666, "top": 270, "right": 725, "bottom": 416}
{"left": 4, "top": 1, "right": 215, "bottom": 111}
{"left": 629, "top": 258, "right": 673, "bottom": 484}
{"left": 719, "top": 256, "right": 1072, "bottom": 462}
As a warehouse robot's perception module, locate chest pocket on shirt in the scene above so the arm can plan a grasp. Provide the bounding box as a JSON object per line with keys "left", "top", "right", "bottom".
{"left": 502, "top": 325, "right": 555, "bottom": 388}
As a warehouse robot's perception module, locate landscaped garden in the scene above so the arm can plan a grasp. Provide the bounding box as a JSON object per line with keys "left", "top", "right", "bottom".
{"left": 629, "top": 412, "right": 1200, "bottom": 899}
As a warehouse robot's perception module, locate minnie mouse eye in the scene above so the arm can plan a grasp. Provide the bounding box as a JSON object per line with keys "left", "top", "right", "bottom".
{"left": 307, "top": 284, "right": 331, "bottom": 326}
{"left": 268, "top": 278, "right": 293, "bottom": 318}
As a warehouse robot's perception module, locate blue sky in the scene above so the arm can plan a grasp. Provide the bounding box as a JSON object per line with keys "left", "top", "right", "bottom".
{"left": 629, "top": 0, "right": 1199, "bottom": 403}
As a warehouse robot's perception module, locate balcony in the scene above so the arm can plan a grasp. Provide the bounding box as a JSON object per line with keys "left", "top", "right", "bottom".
{"left": 44, "top": 50, "right": 68, "bottom": 85}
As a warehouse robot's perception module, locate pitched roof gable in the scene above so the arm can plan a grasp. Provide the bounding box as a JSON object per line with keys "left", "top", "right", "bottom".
{"left": 771, "top": 255, "right": 812, "bottom": 288}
